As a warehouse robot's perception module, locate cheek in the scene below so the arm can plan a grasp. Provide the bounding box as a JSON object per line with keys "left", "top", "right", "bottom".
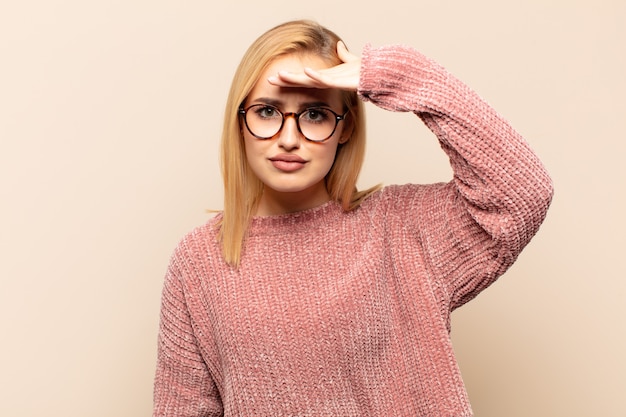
{"left": 242, "top": 136, "right": 263, "bottom": 175}
{"left": 318, "top": 143, "right": 340, "bottom": 171}
{"left": 243, "top": 134, "right": 260, "bottom": 159}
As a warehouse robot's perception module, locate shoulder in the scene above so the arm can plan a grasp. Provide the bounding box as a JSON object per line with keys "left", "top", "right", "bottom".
{"left": 169, "top": 213, "right": 223, "bottom": 267}
{"left": 362, "top": 183, "right": 452, "bottom": 212}
{"left": 355, "top": 182, "right": 460, "bottom": 238}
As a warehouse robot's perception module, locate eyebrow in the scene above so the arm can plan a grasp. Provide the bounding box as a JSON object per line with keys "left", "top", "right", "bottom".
{"left": 250, "top": 97, "right": 332, "bottom": 109}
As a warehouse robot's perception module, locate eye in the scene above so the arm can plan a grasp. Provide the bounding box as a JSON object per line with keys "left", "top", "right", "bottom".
{"left": 253, "top": 105, "right": 280, "bottom": 119}
{"left": 301, "top": 108, "right": 331, "bottom": 124}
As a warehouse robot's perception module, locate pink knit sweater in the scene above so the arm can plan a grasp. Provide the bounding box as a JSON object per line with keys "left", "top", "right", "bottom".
{"left": 153, "top": 45, "right": 553, "bottom": 416}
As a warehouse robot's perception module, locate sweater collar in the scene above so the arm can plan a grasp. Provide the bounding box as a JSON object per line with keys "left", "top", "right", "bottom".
{"left": 248, "top": 200, "right": 342, "bottom": 236}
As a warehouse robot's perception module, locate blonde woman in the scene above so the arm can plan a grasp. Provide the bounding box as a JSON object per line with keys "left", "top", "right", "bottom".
{"left": 153, "top": 19, "right": 553, "bottom": 416}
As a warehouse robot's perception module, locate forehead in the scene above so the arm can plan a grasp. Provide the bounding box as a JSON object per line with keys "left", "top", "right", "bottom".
{"left": 247, "top": 53, "right": 343, "bottom": 107}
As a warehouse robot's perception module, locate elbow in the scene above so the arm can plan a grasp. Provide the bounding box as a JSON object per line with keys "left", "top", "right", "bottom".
{"left": 511, "top": 171, "right": 555, "bottom": 252}
{"left": 536, "top": 166, "right": 555, "bottom": 223}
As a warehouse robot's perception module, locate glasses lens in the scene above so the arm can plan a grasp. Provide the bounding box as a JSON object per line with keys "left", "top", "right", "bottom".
{"left": 299, "top": 108, "right": 336, "bottom": 142}
{"left": 245, "top": 105, "right": 283, "bottom": 139}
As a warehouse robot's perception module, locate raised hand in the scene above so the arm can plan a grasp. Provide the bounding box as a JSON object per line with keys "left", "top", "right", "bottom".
{"left": 267, "top": 41, "right": 360, "bottom": 91}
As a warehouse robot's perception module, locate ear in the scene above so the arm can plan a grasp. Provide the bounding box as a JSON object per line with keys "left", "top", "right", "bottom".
{"left": 338, "top": 114, "right": 354, "bottom": 144}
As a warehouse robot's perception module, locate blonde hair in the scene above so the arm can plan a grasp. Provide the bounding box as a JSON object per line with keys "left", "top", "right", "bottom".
{"left": 218, "top": 20, "right": 379, "bottom": 266}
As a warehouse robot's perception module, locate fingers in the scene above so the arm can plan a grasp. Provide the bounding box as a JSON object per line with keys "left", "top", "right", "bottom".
{"left": 267, "top": 70, "right": 324, "bottom": 88}
{"left": 268, "top": 66, "right": 356, "bottom": 90}
{"left": 303, "top": 67, "right": 332, "bottom": 85}
{"left": 267, "top": 67, "right": 337, "bottom": 88}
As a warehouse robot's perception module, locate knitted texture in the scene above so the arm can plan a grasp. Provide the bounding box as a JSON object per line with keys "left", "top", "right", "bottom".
{"left": 153, "top": 45, "right": 553, "bottom": 416}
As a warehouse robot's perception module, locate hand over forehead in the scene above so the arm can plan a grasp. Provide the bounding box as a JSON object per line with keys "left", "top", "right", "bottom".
{"left": 267, "top": 41, "right": 361, "bottom": 91}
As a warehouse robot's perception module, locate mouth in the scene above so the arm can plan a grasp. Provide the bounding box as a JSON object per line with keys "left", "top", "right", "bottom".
{"left": 269, "top": 154, "right": 307, "bottom": 172}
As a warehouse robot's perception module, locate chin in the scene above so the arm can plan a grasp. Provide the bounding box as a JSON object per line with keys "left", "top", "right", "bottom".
{"left": 269, "top": 185, "right": 311, "bottom": 194}
{"left": 265, "top": 179, "right": 325, "bottom": 195}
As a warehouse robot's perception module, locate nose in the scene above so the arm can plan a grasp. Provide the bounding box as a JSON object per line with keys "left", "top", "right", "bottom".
{"left": 277, "top": 113, "right": 302, "bottom": 150}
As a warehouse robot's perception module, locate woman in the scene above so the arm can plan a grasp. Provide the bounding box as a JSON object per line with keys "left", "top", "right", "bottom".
{"left": 153, "top": 19, "right": 553, "bottom": 416}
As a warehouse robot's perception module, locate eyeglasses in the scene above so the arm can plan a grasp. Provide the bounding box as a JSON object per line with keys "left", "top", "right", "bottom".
{"left": 239, "top": 104, "right": 347, "bottom": 143}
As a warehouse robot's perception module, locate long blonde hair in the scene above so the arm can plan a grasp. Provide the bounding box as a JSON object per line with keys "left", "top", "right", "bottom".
{"left": 218, "top": 20, "right": 378, "bottom": 266}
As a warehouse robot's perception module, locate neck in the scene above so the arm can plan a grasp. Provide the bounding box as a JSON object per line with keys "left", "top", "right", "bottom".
{"left": 255, "top": 185, "right": 331, "bottom": 216}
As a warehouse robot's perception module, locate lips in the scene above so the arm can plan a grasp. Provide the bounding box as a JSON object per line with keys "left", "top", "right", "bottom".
{"left": 269, "top": 154, "right": 307, "bottom": 172}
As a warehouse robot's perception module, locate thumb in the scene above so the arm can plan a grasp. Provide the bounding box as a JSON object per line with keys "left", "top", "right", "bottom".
{"left": 337, "top": 41, "right": 359, "bottom": 63}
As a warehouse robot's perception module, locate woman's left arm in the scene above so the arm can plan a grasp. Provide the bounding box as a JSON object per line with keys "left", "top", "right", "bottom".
{"left": 359, "top": 44, "right": 554, "bottom": 308}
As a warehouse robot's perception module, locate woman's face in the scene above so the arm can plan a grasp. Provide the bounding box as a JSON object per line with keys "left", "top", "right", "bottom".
{"left": 242, "top": 53, "right": 347, "bottom": 215}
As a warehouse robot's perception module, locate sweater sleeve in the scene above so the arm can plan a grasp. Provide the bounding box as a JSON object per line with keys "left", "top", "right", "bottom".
{"left": 358, "top": 44, "right": 553, "bottom": 310}
{"left": 153, "top": 245, "right": 223, "bottom": 417}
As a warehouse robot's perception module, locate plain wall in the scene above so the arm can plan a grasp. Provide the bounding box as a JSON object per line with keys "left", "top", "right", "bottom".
{"left": 1, "top": 1, "right": 624, "bottom": 416}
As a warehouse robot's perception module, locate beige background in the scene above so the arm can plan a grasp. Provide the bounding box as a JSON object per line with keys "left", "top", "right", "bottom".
{"left": 1, "top": 1, "right": 624, "bottom": 416}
